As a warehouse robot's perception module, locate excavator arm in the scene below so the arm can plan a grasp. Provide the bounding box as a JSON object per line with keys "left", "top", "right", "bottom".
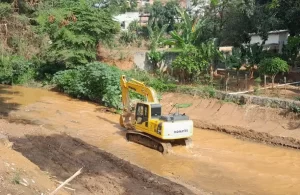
{"left": 119, "top": 75, "right": 159, "bottom": 128}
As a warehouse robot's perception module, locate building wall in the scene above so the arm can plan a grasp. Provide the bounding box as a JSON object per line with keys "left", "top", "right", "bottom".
{"left": 113, "top": 12, "right": 140, "bottom": 31}
{"left": 250, "top": 31, "right": 289, "bottom": 53}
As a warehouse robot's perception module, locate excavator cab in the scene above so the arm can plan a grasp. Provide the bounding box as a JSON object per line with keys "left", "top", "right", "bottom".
{"left": 135, "top": 103, "right": 149, "bottom": 124}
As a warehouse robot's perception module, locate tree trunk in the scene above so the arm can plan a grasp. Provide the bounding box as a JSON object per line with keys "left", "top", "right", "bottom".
{"left": 236, "top": 70, "right": 239, "bottom": 87}
{"left": 210, "top": 64, "right": 214, "bottom": 83}
{"left": 271, "top": 75, "right": 275, "bottom": 89}
{"left": 249, "top": 67, "right": 254, "bottom": 79}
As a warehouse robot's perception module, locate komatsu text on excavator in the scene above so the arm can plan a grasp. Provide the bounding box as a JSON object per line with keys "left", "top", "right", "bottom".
{"left": 119, "top": 75, "right": 193, "bottom": 154}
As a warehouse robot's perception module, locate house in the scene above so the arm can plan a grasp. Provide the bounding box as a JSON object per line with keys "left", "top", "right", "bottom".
{"left": 113, "top": 12, "right": 140, "bottom": 31}
{"left": 249, "top": 30, "right": 289, "bottom": 53}
{"left": 113, "top": 0, "right": 208, "bottom": 30}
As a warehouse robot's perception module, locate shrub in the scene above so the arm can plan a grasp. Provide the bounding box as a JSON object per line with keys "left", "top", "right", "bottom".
{"left": 0, "top": 3, "right": 12, "bottom": 19}
{"left": 52, "top": 62, "right": 122, "bottom": 109}
{"left": 0, "top": 55, "right": 36, "bottom": 85}
{"left": 125, "top": 69, "right": 177, "bottom": 92}
{"left": 52, "top": 69, "right": 84, "bottom": 97}
{"left": 172, "top": 45, "right": 208, "bottom": 82}
{"left": 119, "top": 31, "right": 138, "bottom": 45}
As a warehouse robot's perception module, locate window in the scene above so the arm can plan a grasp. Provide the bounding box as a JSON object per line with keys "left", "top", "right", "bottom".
{"left": 135, "top": 103, "right": 149, "bottom": 124}
{"left": 151, "top": 104, "right": 162, "bottom": 118}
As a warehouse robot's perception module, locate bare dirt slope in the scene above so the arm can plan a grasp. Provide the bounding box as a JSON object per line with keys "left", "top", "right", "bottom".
{"left": 161, "top": 93, "right": 300, "bottom": 148}
{"left": 11, "top": 133, "right": 195, "bottom": 195}
{"left": 0, "top": 133, "right": 69, "bottom": 195}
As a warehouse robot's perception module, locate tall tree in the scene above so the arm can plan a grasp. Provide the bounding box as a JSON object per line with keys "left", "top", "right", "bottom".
{"left": 163, "top": 6, "right": 206, "bottom": 50}
{"left": 274, "top": 0, "right": 300, "bottom": 36}
{"left": 36, "top": 1, "right": 120, "bottom": 67}
{"left": 148, "top": 0, "right": 180, "bottom": 32}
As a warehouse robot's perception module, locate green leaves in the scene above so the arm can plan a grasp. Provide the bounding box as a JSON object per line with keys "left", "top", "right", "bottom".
{"left": 36, "top": 2, "right": 120, "bottom": 67}
{"left": 225, "top": 48, "right": 244, "bottom": 71}
{"left": 259, "top": 57, "right": 289, "bottom": 76}
{"left": 0, "top": 55, "right": 36, "bottom": 85}
{"left": 0, "top": 3, "right": 12, "bottom": 19}
{"left": 163, "top": 6, "right": 206, "bottom": 49}
{"left": 52, "top": 62, "right": 123, "bottom": 109}
{"left": 147, "top": 0, "right": 180, "bottom": 32}
{"left": 172, "top": 45, "right": 208, "bottom": 81}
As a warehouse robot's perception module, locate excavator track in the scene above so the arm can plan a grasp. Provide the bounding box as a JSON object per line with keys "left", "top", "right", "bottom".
{"left": 125, "top": 130, "right": 173, "bottom": 154}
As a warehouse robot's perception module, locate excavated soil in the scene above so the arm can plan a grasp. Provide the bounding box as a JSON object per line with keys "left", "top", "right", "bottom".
{"left": 9, "top": 133, "right": 195, "bottom": 195}
{"left": 0, "top": 133, "right": 69, "bottom": 195}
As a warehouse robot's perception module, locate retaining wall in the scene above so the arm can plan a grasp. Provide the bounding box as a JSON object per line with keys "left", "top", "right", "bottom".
{"left": 176, "top": 87, "right": 300, "bottom": 110}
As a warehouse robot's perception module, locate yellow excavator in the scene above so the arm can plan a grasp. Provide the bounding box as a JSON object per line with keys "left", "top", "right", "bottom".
{"left": 119, "top": 75, "right": 193, "bottom": 154}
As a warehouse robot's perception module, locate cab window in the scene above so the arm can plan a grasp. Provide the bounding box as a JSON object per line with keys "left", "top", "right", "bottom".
{"left": 136, "top": 103, "right": 149, "bottom": 124}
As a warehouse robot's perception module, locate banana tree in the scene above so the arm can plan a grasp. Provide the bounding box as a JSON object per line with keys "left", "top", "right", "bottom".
{"left": 147, "top": 19, "right": 168, "bottom": 51}
{"left": 163, "top": 6, "right": 206, "bottom": 50}
{"left": 244, "top": 43, "right": 264, "bottom": 78}
{"left": 147, "top": 19, "right": 168, "bottom": 71}
{"left": 225, "top": 47, "right": 245, "bottom": 86}
{"left": 199, "top": 38, "right": 224, "bottom": 82}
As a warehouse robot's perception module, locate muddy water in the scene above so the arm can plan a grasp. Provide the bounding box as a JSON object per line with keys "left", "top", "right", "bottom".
{"left": 1, "top": 85, "right": 300, "bottom": 194}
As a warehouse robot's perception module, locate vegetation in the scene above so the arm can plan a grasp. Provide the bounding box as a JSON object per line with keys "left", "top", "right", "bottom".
{"left": 1, "top": 0, "right": 300, "bottom": 109}
{"left": 225, "top": 48, "right": 245, "bottom": 85}
{"left": 259, "top": 57, "right": 289, "bottom": 88}
{"left": 36, "top": 1, "right": 120, "bottom": 67}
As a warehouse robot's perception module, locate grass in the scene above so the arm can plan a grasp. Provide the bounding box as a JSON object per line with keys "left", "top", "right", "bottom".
{"left": 12, "top": 171, "right": 21, "bottom": 185}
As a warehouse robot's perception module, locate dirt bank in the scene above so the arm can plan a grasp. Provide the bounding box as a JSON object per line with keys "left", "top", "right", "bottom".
{"left": 0, "top": 133, "right": 69, "bottom": 195}
{"left": 161, "top": 93, "right": 300, "bottom": 149}
{"left": 10, "top": 133, "right": 195, "bottom": 195}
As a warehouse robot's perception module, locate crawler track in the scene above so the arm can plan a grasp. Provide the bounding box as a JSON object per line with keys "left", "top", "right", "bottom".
{"left": 126, "top": 130, "right": 173, "bottom": 154}
{"left": 126, "top": 130, "right": 192, "bottom": 154}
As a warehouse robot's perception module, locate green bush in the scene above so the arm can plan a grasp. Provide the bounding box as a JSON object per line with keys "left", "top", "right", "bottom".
{"left": 259, "top": 57, "right": 289, "bottom": 88}
{"left": 125, "top": 69, "right": 177, "bottom": 92}
{"left": 52, "top": 69, "right": 84, "bottom": 97}
{"left": 0, "top": 3, "right": 12, "bottom": 19}
{"left": 172, "top": 45, "right": 208, "bottom": 82}
{"left": 119, "top": 31, "right": 138, "bottom": 45}
{"left": 52, "top": 62, "right": 122, "bottom": 109}
{"left": 0, "top": 55, "right": 36, "bottom": 85}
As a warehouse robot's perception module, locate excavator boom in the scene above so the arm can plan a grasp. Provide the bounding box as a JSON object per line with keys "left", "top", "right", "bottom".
{"left": 120, "top": 75, "right": 158, "bottom": 129}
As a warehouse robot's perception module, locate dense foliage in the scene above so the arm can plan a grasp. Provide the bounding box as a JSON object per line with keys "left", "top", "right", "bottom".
{"left": 172, "top": 45, "right": 208, "bottom": 82}
{"left": 0, "top": 55, "right": 36, "bottom": 85}
{"left": 36, "top": 1, "right": 120, "bottom": 67}
{"left": 53, "top": 62, "right": 123, "bottom": 109}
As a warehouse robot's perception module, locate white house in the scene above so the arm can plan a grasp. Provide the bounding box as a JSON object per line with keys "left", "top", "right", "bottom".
{"left": 249, "top": 30, "right": 289, "bottom": 53}
{"left": 113, "top": 12, "right": 140, "bottom": 31}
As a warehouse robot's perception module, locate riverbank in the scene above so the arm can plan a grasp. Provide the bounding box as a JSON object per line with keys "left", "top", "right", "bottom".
{"left": 161, "top": 92, "right": 300, "bottom": 149}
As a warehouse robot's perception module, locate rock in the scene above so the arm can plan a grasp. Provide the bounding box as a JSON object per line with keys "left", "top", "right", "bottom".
{"left": 0, "top": 134, "right": 13, "bottom": 149}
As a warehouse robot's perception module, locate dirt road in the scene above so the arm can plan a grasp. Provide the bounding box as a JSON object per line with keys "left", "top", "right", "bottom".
{"left": 1, "top": 85, "right": 300, "bottom": 194}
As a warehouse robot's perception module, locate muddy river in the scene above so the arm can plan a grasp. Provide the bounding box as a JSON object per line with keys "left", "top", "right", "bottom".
{"left": 1, "top": 85, "right": 300, "bottom": 195}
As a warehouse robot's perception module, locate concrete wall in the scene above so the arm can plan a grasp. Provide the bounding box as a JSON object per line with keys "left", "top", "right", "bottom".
{"left": 133, "top": 51, "right": 179, "bottom": 72}
{"left": 113, "top": 12, "right": 140, "bottom": 31}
